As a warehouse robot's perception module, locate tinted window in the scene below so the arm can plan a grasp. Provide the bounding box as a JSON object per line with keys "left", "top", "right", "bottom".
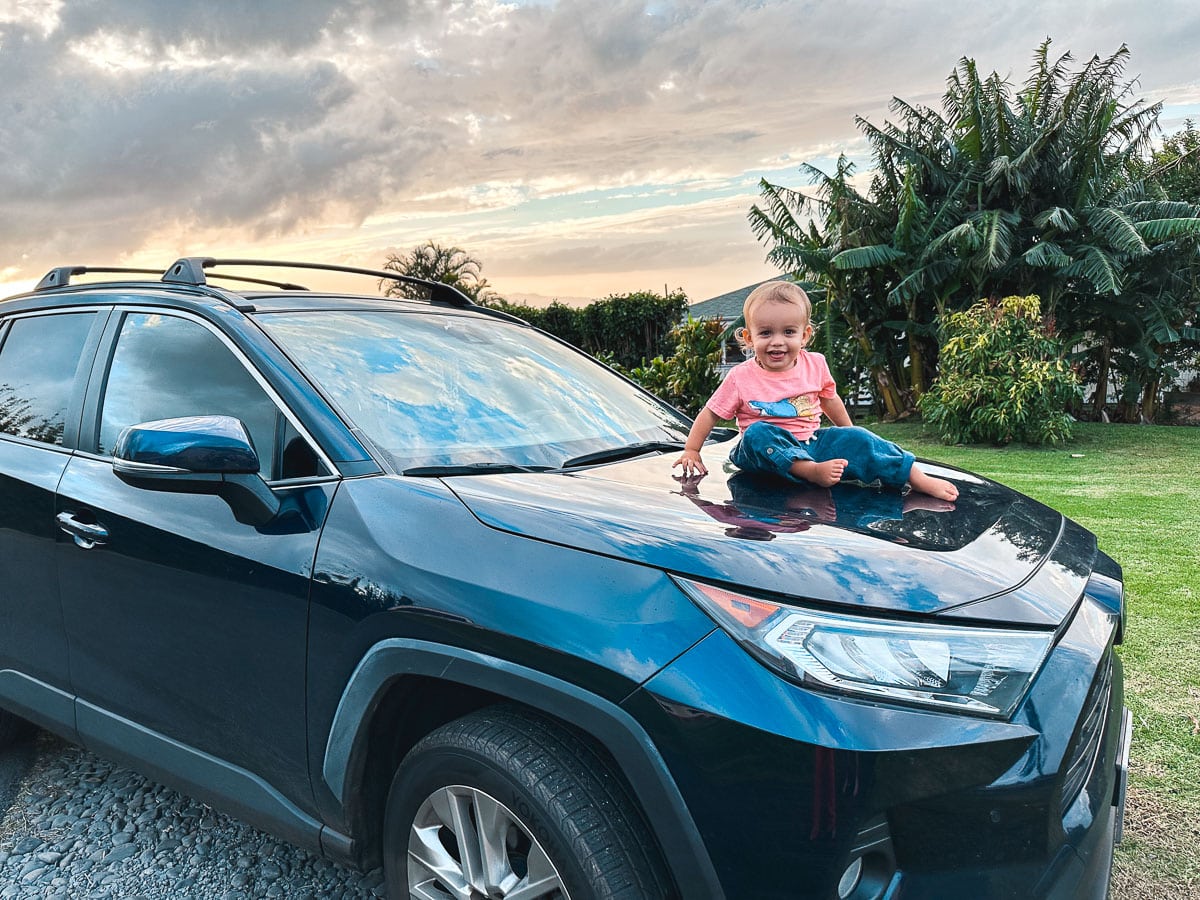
{"left": 0, "top": 313, "right": 95, "bottom": 445}
{"left": 258, "top": 310, "right": 691, "bottom": 470}
{"left": 98, "top": 313, "right": 285, "bottom": 479}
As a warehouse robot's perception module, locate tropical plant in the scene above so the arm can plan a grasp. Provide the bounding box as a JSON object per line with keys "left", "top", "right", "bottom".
{"left": 490, "top": 290, "right": 687, "bottom": 371}
{"left": 1116, "top": 120, "right": 1200, "bottom": 419}
{"left": 750, "top": 40, "right": 1200, "bottom": 421}
{"left": 381, "top": 242, "right": 496, "bottom": 303}
{"left": 919, "top": 295, "right": 1080, "bottom": 445}
{"left": 578, "top": 290, "right": 689, "bottom": 370}
{"left": 626, "top": 316, "right": 725, "bottom": 416}
{"left": 1148, "top": 119, "right": 1200, "bottom": 202}
{"left": 750, "top": 159, "right": 913, "bottom": 418}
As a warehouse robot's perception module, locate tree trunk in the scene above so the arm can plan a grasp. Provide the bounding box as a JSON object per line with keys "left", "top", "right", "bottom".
{"left": 1140, "top": 378, "right": 1159, "bottom": 424}
{"left": 845, "top": 311, "right": 904, "bottom": 419}
{"left": 1092, "top": 339, "right": 1111, "bottom": 420}
{"left": 908, "top": 333, "right": 925, "bottom": 398}
{"left": 873, "top": 368, "right": 903, "bottom": 420}
{"left": 906, "top": 298, "right": 926, "bottom": 400}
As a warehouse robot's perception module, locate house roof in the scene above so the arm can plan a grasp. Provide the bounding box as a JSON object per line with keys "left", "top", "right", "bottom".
{"left": 688, "top": 278, "right": 783, "bottom": 321}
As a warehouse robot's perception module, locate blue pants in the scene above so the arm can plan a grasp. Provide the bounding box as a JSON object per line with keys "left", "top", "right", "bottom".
{"left": 730, "top": 422, "right": 915, "bottom": 488}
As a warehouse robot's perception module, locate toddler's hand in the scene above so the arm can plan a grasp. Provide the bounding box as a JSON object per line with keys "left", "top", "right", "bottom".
{"left": 673, "top": 449, "right": 707, "bottom": 476}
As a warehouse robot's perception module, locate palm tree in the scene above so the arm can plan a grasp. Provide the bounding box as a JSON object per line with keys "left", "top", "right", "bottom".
{"left": 381, "top": 242, "right": 496, "bottom": 303}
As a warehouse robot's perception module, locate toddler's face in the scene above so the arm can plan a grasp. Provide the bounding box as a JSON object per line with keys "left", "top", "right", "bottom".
{"left": 744, "top": 300, "right": 812, "bottom": 371}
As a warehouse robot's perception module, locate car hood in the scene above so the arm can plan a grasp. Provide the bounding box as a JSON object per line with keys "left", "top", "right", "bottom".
{"left": 442, "top": 453, "right": 1097, "bottom": 627}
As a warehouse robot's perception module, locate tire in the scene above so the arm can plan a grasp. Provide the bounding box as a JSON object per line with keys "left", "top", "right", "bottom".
{"left": 382, "top": 705, "right": 672, "bottom": 900}
{"left": 0, "top": 708, "right": 33, "bottom": 749}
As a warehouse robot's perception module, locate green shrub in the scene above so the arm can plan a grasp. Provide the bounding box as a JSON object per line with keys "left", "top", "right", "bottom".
{"left": 488, "top": 290, "right": 687, "bottom": 370}
{"left": 625, "top": 316, "right": 725, "bottom": 416}
{"left": 919, "top": 295, "right": 1080, "bottom": 445}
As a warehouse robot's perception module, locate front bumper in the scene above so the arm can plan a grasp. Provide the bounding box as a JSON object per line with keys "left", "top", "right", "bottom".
{"left": 626, "top": 595, "right": 1126, "bottom": 899}
{"left": 883, "top": 703, "right": 1130, "bottom": 900}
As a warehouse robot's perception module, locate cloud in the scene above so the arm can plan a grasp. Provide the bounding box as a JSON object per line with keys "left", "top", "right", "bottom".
{"left": 53, "top": 0, "right": 417, "bottom": 54}
{"left": 2, "top": 0, "right": 1199, "bottom": 299}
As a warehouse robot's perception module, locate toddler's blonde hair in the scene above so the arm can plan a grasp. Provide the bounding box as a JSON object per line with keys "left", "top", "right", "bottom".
{"left": 737, "top": 281, "right": 813, "bottom": 353}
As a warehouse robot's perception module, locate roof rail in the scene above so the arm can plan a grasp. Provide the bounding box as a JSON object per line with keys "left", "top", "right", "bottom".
{"left": 33, "top": 258, "right": 476, "bottom": 307}
{"left": 165, "top": 257, "right": 475, "bottom": 307}
{"left": 160, "top": 259, "right": 310, "bottom": 290}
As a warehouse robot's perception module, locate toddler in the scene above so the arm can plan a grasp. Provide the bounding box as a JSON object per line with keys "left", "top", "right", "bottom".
{"left": 673, "top": 281, "right": 958, "bottom": 501}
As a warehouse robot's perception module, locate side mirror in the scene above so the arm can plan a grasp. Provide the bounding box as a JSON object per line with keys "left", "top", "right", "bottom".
{"left": 113, "top": 415, "right": 280, "bottom": 526}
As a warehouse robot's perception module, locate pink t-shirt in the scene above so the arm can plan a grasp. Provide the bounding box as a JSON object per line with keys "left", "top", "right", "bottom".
{"left": 706, "top": 353, "right": 838, "bottom": 441}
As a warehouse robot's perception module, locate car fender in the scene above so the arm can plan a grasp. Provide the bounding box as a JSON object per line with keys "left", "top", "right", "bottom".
{"left": 321, "top": 637, "right": 725, "bottom": 899}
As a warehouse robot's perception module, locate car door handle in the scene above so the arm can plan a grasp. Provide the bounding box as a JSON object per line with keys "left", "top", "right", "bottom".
{"left": 56, "top": 512, "right": 110, "bottom": 550}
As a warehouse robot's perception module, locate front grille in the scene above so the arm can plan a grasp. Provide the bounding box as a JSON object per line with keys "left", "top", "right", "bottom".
{"left": 1060, "top": 654, "right": 1113, "bottom": 814}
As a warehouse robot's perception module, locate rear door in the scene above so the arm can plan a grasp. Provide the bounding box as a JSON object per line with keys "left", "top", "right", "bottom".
{"left": 55, "top": 306, "right": 337, "bottom": 809}
{"left": 0, "top": 309, "right": 105, "bottom": 733}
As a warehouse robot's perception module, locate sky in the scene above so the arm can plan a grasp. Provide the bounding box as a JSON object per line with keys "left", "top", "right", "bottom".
{"left": 2, "top": 1, "right": 1199, "bottom": 306}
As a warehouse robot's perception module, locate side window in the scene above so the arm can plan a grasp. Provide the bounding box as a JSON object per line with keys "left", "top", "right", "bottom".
{"left": 98, "top": 313, "right": 286, "bottom": 479}
{"left": 0, "top": 313, "right": 96, "bottom": 446}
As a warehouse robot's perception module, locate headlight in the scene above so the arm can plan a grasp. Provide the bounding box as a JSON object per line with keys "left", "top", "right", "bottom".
{"left": 676, "top": 578, "right": 1054, "bottom": 717}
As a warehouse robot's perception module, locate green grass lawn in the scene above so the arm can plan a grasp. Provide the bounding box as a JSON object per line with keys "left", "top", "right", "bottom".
{"left": 871, "top": 421, "right": 1200, "bottom": 897}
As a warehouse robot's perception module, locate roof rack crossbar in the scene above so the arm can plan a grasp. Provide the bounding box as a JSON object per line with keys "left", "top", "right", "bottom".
{"left": 34, "top": 264, "right": 308, "bottom": 293}
{"left": 34, "top": 266, "right": 167, "bottom": 292}
{"left": 167, "top": 257, "right": 475, "bottom": 307}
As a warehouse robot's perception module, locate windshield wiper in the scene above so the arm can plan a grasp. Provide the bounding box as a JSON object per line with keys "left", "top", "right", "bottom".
{"left": 559, "top": 440, "right": 686, "bottom": 469}
{"left": 402, "top": 462, "right": 556, "bottom": 477}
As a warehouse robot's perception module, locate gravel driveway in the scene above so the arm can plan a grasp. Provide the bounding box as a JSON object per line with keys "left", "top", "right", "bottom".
{"left": 0, "top": 731, "right": 385, "bottom": 899}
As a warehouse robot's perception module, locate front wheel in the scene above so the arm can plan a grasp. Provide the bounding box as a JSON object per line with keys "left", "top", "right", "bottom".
{"left": 382, "top": 706, "right": 671, "bottom": 900}
{"left": 0, "top": 708, "right": 33, "bottom": 749}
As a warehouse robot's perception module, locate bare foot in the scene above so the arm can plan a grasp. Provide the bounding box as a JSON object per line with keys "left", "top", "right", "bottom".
{"left": 908, "top": 466, "right": 959, "bottom": 501}
{"left": 902, "top": 493, "right": 956, "bottom": 513}
{"left": 790, "top": 458, "right": 847, "bottom": 487}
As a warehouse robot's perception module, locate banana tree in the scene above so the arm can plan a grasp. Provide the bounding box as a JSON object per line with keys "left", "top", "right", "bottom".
{"left": 751, "top": 39, "right": 1200, "bottom": 422}
{"left": 749, "top": 160, "right": 910, "bottom": 417}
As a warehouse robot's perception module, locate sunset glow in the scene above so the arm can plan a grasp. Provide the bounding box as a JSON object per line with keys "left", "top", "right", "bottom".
{"left": 2, "top": 1, "right": 1198, "bottom": 304}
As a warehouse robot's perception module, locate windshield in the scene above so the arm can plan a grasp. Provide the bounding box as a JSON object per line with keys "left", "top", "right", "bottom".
{"left": 257, "top": 308, "right": 692, "bottom": 470}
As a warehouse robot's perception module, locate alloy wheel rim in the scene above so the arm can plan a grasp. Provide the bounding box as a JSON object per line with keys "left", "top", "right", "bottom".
{"left": 407, "top": 784, "right": 570, "bottom": 900}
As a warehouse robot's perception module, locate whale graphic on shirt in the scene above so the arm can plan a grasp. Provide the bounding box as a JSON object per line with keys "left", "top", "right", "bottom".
{"left": 749, "top": 398, "right": 799, "bottom": 417}
{"left": 748, "top": 393, "right": 819, "bottom": 419}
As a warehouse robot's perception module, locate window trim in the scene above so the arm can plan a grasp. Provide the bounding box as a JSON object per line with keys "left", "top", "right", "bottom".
{"left": 79, "top": 306, "right": 339, "bottom": 486}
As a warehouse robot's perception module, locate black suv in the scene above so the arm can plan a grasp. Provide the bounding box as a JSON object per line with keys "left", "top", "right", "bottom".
{"left": 0, "top": 259, "right": 1131, "bottom": 899}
